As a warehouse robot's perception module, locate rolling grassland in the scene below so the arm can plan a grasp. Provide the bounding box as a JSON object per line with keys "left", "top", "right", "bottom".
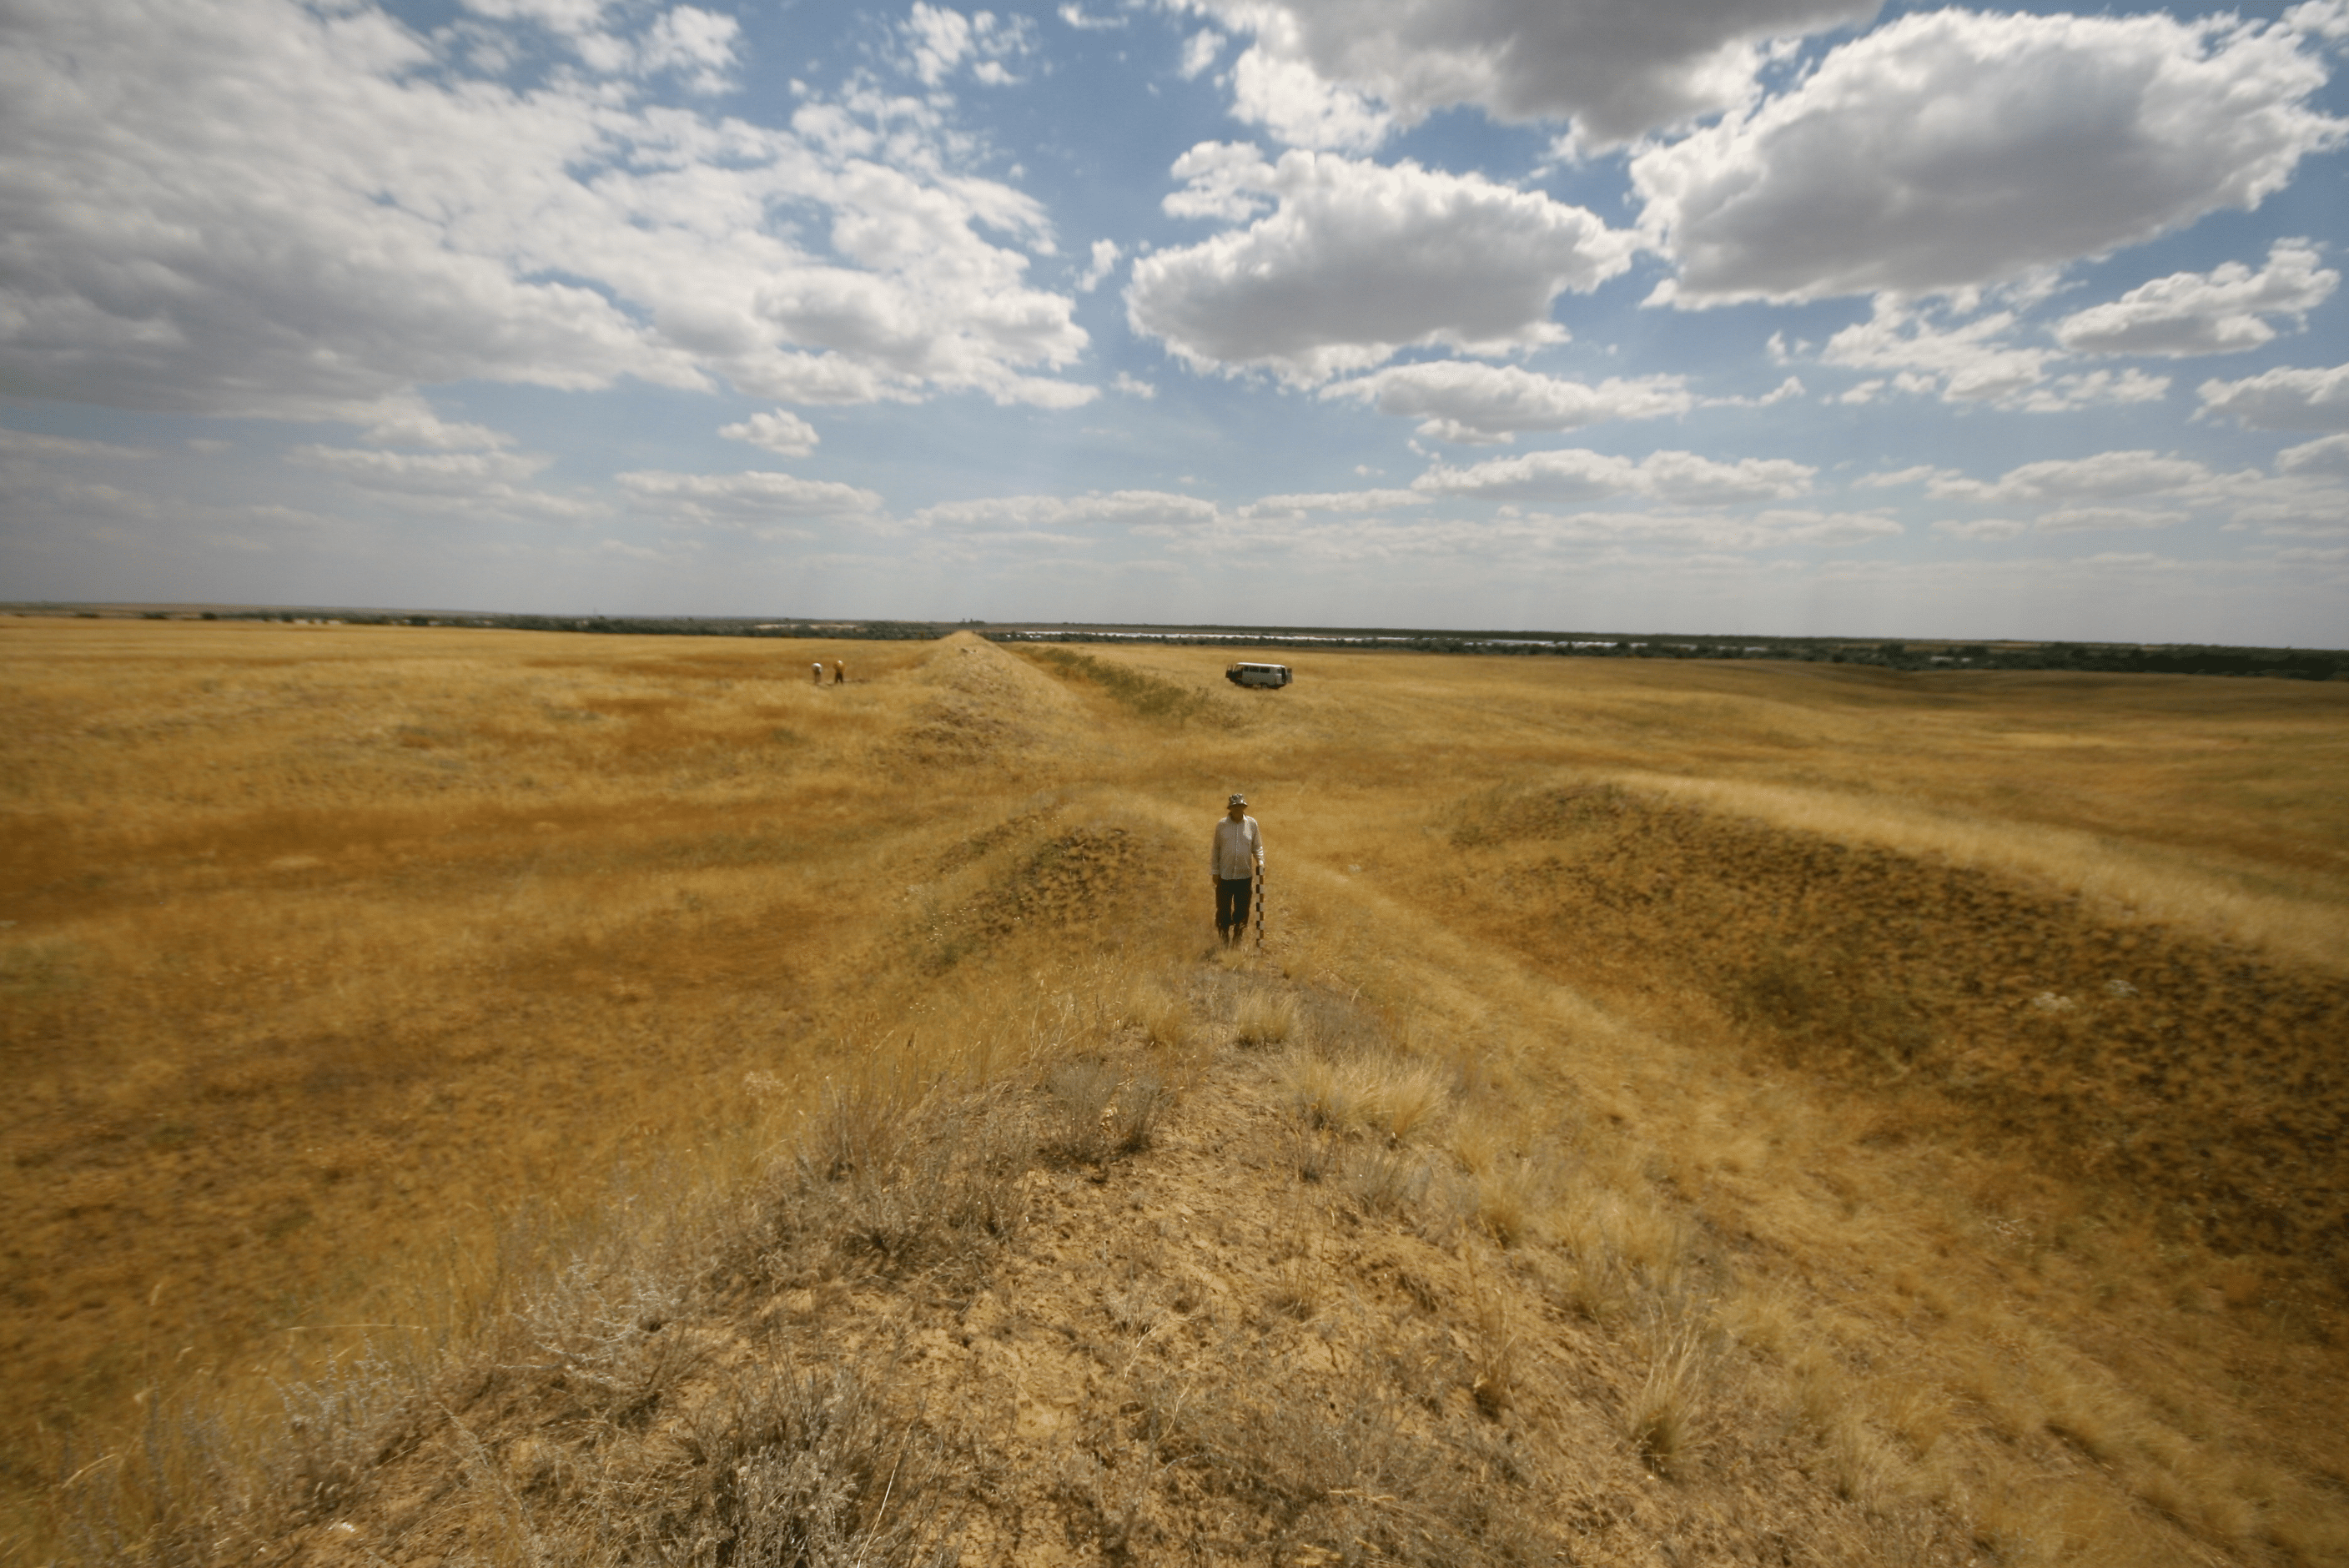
{"left": 3, "top": 616, "right": 2346, "bottom": 1565}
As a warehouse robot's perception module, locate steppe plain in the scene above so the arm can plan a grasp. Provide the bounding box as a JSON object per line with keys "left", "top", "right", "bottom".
{"left": 3, "top": 616, "right": 2346, "bottom": 1565}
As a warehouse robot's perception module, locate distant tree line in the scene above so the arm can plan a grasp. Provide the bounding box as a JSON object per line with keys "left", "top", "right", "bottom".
{"left": 224, "top": 611, "right": 965, "bottom": 641}
{"left": 980, "top": 626, "right": 2349, "bottom": 681}
{"left": 15, "top": 606, "right": 2344, "bottom": 681}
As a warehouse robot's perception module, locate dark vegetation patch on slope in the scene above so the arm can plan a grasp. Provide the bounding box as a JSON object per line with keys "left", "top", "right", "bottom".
{"left": 1013, "top": 646, "right": 1215, "bottom": 724}
{"left": 1441, "top": 782, "right": 2349, "bottom": 1292}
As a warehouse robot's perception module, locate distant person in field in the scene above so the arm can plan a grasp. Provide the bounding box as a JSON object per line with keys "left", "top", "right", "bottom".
{"left": 812, "top": 660, "right": 824, "bottom": 686}
{"left": 833, "top": 659, "right": 847, "bottom": 685}
{"left": 1211, "top": 792, "right": 1263, "bottom": 947}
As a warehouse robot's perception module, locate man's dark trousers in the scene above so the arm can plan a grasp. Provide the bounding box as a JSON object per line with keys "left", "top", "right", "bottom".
{"left": 1216, "top": 875, "right": 1252, "bottom": 938}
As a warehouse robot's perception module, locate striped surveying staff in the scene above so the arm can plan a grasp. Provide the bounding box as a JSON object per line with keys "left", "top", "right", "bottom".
{"left": 1211, "top": 792, "right": 1264, "bottom": 949}
{"left": 1254, "top": 848, "right": 1265, "bottom": 951}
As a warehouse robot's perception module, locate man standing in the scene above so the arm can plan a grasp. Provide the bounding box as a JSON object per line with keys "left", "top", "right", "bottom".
{"left": 1210, "top": 792, "right": 1263, "bottom": 947}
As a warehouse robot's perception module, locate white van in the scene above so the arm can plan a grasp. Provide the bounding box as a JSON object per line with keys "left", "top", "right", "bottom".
{"left": 1225, "top": 661, "right": 1292, "bottom": 688}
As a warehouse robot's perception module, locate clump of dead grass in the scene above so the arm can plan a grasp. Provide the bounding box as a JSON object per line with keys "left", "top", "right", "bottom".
{"left": 1232, "top": 988, "right": 1299, "bottom": 1047}
{"left": 1343, "top": 1143, "right": 1431, "bottom": 1219}
{"left": 1123, "top": 982, "right": 1191, "bottom": 1049}
{"left": 1276, "top": 1051, "right": 1449, "bottom": 1141}
{"left": 1625, "top": 1314, "right": 1713, "bottom": 1479}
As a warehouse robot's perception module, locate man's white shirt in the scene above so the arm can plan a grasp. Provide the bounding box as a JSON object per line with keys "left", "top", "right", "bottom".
{"left": 1212, "top": 815, "right": 1263, "bottom": 880}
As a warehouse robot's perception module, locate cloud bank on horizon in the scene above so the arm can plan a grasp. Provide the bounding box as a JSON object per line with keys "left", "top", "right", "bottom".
{"left": 2, "top": 0, "right": 2346, "bottom": 642}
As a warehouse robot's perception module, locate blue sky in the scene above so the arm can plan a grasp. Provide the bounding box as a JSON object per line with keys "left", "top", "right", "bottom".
{"left": 3, "top": 0, "right": 2346, "bottom": 641}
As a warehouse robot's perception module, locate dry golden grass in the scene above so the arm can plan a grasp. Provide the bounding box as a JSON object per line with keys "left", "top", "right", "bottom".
{"left": 5, "top": 618, "right": 2348, "bottom": 1566}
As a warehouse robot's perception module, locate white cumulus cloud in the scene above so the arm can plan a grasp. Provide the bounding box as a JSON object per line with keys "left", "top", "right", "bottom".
{"left": 1186, "top": 0, "right": 1876, "bottom": 148}
{"left": 2015, "top": 369, "right": 2174, "bottom": 413}
{"left": 2277, "top": 434, "right": 2349, "bottom": 476}
{"left": 720, "top": 410, "right": 821, "bottom": 457}
{"left": 1128, "top": 146, "right": 1637, "bottom": 384}
{"left": 1241, "top": 488, "right": 1430, "bottom": 515}
{"left": 1180, "top": 27, "right": 1225, "bottom": 78}
{"left": 619, "top": 469, "right": 887, "bottom": 527}
{"left": 1076, "top": 240, "right": 1123, "bottom": 293}
{"left": 1817, "top": 300, "right": 2173, "bottom": 410}
{"left": 2196, "top": 362, "right": 2349, "bottom": 431}
{"left": 1928, "top": 450, "right": 2216, "bottom": 505}
{"left": 898, "top": 3, "right": 1033, "bottom": 85}
{"left": 2055, "top": 240, "right": 2338, "bottom": 356}
{"left": 284, "top": 444, "right": 551, "bottom": 493}
{"left": 1227, "top": 39, "right": 1396, "bottom": 152}
{"left": 0, "top": 0, "right": 1090, "bottom": 430}
{"left": 1320, "top": 362, "right": 1693, "bottom": 443}
{"left": 353, "top": 399, "right": 517, "bottom": 452}
{"left": 1547, "top": 508, "right": 1899, "bottom": 548}
{"left": 1412, "top": 447, "right": 1815, "bottom": 505}
{"left": 2036, "top": 505, "right": 2191, "bottom": 532}
{"left": 1823, "top": 302, "right": 2054, "bottom": 404}
{"left": 914, "top": 490, "right": 1223, "bottom": 532}
{"left": 1636, "top": 8, "right": 2346, "bottom": 305}
{"left": 457, "top": 0, "right": 738, "bottom": 88}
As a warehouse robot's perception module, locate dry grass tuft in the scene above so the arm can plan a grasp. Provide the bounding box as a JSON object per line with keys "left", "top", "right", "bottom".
{"left": 1624, "top": 1314, "right": 1712, "bottom": 1479}
{"left": 1343, "top": 1143, "right": 1430, "bottom": 1219}
{"left": 1275, "top": 1050, "right": 1448, "bottom": 1143}
{"left": 1232, "top": 988, "right": 1300, "bottom": 1047}
{"left": 1884, "top": 1380, "right": 1954, "bottom": 1459}
{"left": 1718, "top": 1284, "right": 1800, "bottom": 1359}
{"left": 1371, "top": 1060, "right": 1451, "bottom": 1142}
{"left": 1124, "top": 982, "right": 1191, "bottom": 1049}
{"left": 1468, "top": 1289, "right": 1517, "bottom": 1422}
{"left": 1821, "top": 1412, "right": 1909, "bottom": 1512}
{"left": 1471, "top": 1157, "right": 1552, "bottom": 1248}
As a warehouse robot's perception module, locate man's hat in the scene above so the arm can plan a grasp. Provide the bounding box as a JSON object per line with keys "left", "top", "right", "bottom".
{"left": 1228, "top": 792, "right": 1247, "bottom": 806}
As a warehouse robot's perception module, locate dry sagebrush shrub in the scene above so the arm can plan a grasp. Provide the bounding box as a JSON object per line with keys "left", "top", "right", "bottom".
{"left": 520, "top": 1253, "right": 707, "bottom": 1426}
{"left": 1123, "top": 1318, "right": 1550, "bottom": 1567}
{"left": 1044, "top": 1059, "right": 1172, "bottom": 1165}
{"left": 766, "top": 1083, "right": 1039, "bottom": 1286}
{"left": 656, "top": 1363, "right": 949, "bottom": 1568}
